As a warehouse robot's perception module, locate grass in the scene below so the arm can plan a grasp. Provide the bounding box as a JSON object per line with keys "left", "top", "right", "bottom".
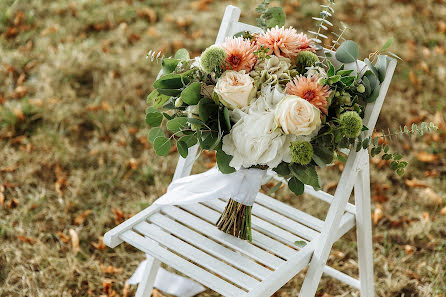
{"left": 0, "top": 0, "right": 445, "bottom": 296}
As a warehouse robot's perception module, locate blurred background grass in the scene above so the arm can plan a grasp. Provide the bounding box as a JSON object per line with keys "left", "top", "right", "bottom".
{"left": 0, "top": 0, "right": 445, "bottom": 296}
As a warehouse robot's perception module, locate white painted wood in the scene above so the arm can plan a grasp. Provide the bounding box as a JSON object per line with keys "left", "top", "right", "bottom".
{"left": 148, "top": 212, "right": 273, "bottom": 280}
{"left": 323, "top": 266, "right": 360, "bottom": 290}
{"left": 121, "top": 231, "right": 247, "bottom": 297}
{"left": 103, "top": 204, "right": 160, "bottom": 248}
{"left": 203, "top": 199, "right": 309, "bottom": 246}
{"left": 134, "top": 253, "right": 161, "bottom": 297}
{"left": 299, "top": 149, "right": 366, "bottom": 296}
{"left": 165, "top": 204, "right": 294, "bottom": 263}
{"left": 355, "top": 157, "right": 375, "bottom": 297}
{"left": 134, "top": 221, "right": 259, "bottom": 290}
{"left": 256, "top": 192, "right": 324, "bottom": 231}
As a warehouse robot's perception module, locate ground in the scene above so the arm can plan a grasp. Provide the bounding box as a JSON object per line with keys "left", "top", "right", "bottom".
{"left": 0, "top": 0, "right": 445, "bottom": 296}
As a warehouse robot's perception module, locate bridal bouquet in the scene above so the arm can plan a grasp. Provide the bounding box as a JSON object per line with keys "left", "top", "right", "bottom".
{"left": 145, "top": 2, "right": 436, "bottom": 240}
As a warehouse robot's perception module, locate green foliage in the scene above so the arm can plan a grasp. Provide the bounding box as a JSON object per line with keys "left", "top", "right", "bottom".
{"left": 145, "top": 107, "right": 163, "bottom": 127}
{"left": 335, "top": 40, "right": 359, "bottom": 63}
{"left": 174, "top": 48, "right": 190, "bottom": 60}
{"left": 166, "top": 117, "right": 188, "bottom": 133}
{"left": 153, "top": 136, "right": 171, "bottom": 156}
{"left": 290, "top": 141, "right": 314, "bottom": 165}
{"left": 273, "top": 162, "right": 291, "bottom": 176}
{"left": 256, "top": 0, "right": 286, "bottom": 30}
{"left": 161, "top": 58, "right": 180, "bottom": 74}
{"left": 146, "top": 90, "right": 170, "bottom": 108}
{"left": 290, "top": 164, "right": 321, "bottom": 191}
{"left": 181, "top": 82, "right": 201, "bottom": 105}
{"left": 147, "top": 127, "right": 164, "bottom": 143}
{"left": 216, "top": 144, "right": 236, "bottom": 174}
{"left": 288, "top": 177, "right": 304, "bottom": 195}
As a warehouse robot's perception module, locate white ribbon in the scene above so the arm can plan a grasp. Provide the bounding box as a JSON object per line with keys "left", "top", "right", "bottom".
{"left": 155, "top": 167, "right": 267, "bottom": 206}
{"left": 127, "top": 258, "right": 205, "bottom": 297}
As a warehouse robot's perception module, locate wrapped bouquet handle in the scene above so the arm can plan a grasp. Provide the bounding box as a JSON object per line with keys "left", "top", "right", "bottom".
{"left": 155, "top": 167, "right": 267, "bottom": 240}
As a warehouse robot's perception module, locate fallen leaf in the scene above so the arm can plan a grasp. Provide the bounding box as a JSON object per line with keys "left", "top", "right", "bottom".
{"left": 415, "top": 152, "right": 439, "bottom": 163}
{"left": 100, "top": 265, "right": 123, "bottom": 274}
{"left": 440, "top": 206, "right": 446, "bottom": 216}
{"left": 91, "top": 237, "right": 106, "bottom": 250}
{"left": 422, "top": 188, "right": 443, "bottom": 206}
{"left": 58, "top": 231, "right": 70, "bottom": 243}
{"left": 372, "top": 205, "right": 384, "bottom": 225}
{"left": 128, "top": 158, "right": 139, "bottom": 170}
{"left": 6, "top": 198, "right": 19, "bottom": 209}
{"left": 404, "top": 244, "right": 415, "bottom": 255}
{"left": 16, "top": 235, "right": 36, "bottom": 244}
{"left": 123, "top": 282, "right": 130, "bottom": 297}
{"left": 14, "top": 11, "right": 24, "bottom": 26}
{"left": 112, "top": 208, "right": 125, "bottom": 225}
{"left": 137, "top": 7, "right": 157, "bottom": 23}
{"left": 74, "top": 210, "right": 93, "bottom": 225}
{"left": 424, "top": 169, "right": 440, "bottom": 178}
{"left": 0, "top": 165, "right": 18, "bottom": 172}
{"left": 422, "top": 212, "right": 430, "bottom": 221}
{"left": 405, "top": 178, "right": 428, "bottom": 188}
{"left": 69, "top": 229, "right": 80, "bottom": 254}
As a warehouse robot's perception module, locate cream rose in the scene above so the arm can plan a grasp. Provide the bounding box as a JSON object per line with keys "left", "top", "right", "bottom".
{"left": 214, "top": 70, "right": 255, "bottom": 110}
{"left": 275, "top": 95, "right": 321, "bottom": 136}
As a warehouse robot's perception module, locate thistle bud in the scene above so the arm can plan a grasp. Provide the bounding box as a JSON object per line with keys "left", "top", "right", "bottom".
{"left": 290, "top": 141, "right": 314, "bottom": 165}
{"left": 200, "top": 46, "right": 226, "bottom": 74}
{"left": 340, "top": 111, "right": 363, "bottom": 138}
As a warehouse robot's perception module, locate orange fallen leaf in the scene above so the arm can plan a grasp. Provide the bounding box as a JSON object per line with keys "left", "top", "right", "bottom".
{"left": 0, "top": 184, "right": 5, "bottom": 206}
{"left": 372, "top": 205, "right": 384, "bottom": 225}
{"left": 112, "top": 208, "right": 125, "bottom": 225}
{"left": 58, "top": 231, "right": 70, "bottom": 243}
{"left": 100, "top": 265, "right": 123, "bottom": 274}
{"left": 137, "top": 7, "right": 157, "bottom": 23}
{"left": 16, "top": 235, "right": 36, "bottom": 244}
{"left": 69, "top": 229, "right": 80, "bottom": 254}
{"left": 74, "top": 210, "right": 93, "bottom": 225}
{"left": 405, "top": 178, "right": 428, "bottom": 188}
{"left": 6, "top": 198, "right": 19, "bottom": 209}
{"left": 123, "top": 282, "right": 130, "bottom": 297}
{"left": 415, "top": 152, "right": 439, "bottom": 163}
{"left": 91, "top": 237, "right": 106, "bottom": 250}
{"left": 404, "top": 244, "right": 415, "bottom": 255}
{"left": 440, "top": 206, "right": 446, "bottom": 216}
{"left": 0, "top": 165, "right": 18, "bottom": 172}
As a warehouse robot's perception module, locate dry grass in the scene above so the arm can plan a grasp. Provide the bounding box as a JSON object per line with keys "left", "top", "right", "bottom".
{"left": 0, "top": 0, "right": 445, "bottom": 296}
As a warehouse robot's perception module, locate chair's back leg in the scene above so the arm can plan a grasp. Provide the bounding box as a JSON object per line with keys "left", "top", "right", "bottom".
{"left": 299, "top": 149, "right": 366, "bottom": 296}
{"left": 135, "top": 254, "right": 162, "bottom": 297}
{"left": 354, "top": 156, "right": 375, "bottom": 297}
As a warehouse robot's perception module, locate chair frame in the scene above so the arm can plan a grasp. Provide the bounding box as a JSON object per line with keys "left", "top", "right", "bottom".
{"left": 104, "top": 5, "right": 397, "bottom": 297}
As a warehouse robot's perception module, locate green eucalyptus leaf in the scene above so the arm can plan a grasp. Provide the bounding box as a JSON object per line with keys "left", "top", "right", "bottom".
{"left": 162, "top": 58, "right": 180, "bottom": 74}
{"left": 181, "top": 82, "right": 201, "bottom": 105}
{"left": 187, "top": 117, "right": 205, "bottom": 127}
{"left": 340, "top": 76, "right": 355, "bottom": 86}
{"left": 156, "top": 88, "right": 182, "bottom": 96}
{"left": 179, "top": 134, "right": 198, "bottom": 147}
{"left": 366, "top": 84, "right": 380, "bottom": 103}
{"left": 145, "top": 107, "right": 163, "bottom": 127}
{"left": 223, "top": 107, "right": 231, "bottom": 130}
{"left": 294, "top": 240, "right": 307, "bottom": 248}
{"left": 364, "top": 58, "right": 380, "bottom": 80}
{"left": 381, "top": 37, "right": 394, "bottom": 51}
{"left": 335, "top": 40, "right": 359, "bottom": 63}
{"left": 176, "top": 140, "right": 189, "bottom": 158}
{"left": 375, "top": 55, "right": 389, "bottom": 83}
{"left": 262, "top": 7, "right": 286, "bottom": 28}
{"left": 154, "top": 73, "right": 191, "bottom": 89}
{"left": 147, "top": 127, "right": 164, "bottom": 143}
{"left": 153, "top": 136, "right": 171, "bottom": 156}
{"left": 166, "top": 117, "right": 188, "bottom": 133}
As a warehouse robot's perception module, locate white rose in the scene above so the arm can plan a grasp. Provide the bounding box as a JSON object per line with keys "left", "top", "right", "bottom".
{"left": 274, "top": 95, "right": 321, "bottom": 136}
{"left": 222, "top": 111, "right": 293, "bottom": 169}
{"left": 214, "top": 70, "right": 256, "bottom": 110}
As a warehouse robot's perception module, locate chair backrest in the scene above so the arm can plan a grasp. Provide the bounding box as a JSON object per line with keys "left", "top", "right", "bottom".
{"left": 172, "top": 5, "right": 397, "bottom": 185}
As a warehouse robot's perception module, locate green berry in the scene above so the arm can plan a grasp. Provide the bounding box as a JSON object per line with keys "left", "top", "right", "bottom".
{"left": 295, "top": 51, "right": 320, "bottom": 74}
{"left": 340, "top": 111, "right": 363, "bottom": 138}
{"left": 356, "top": 84, "right": 365, "bottom": 93}
{"left": 290, "top": 141, "right": 314, "bottom": 165}
{"left": 200, "top": 46, "right": 226, "bottom": 74}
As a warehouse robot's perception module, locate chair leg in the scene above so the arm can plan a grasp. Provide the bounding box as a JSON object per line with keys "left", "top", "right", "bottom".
{"left": 135, "top": 254, "right": 161, "bottom": 297}
{"left": 354, "top": 161, "right": 375, "bottom": 297}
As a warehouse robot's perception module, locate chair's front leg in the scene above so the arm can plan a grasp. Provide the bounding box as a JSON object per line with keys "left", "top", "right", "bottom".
{"left": 354, "top": 158, "right": 375, "bottom": 297}
{"left": 135, "top": 254, "right": 161, "bottom": 297}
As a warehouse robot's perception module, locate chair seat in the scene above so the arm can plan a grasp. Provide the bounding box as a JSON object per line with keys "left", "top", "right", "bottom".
{"left": 112, "top": 192, "right": 356, "bottom": 297}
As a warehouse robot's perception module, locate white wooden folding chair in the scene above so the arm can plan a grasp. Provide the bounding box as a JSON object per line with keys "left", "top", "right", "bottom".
{"left": 104, "top": 5, "right": 397, "bottom": 297}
